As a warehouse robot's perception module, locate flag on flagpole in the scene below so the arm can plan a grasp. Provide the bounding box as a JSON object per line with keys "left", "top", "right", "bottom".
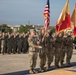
{"left": 43, "top": 0, "right": 50, "bottom": 29}
{"left": 71, "top": 4, "right": 76, "bottom": 36}
{"left": 56, "top": 0, "right": 71, "bottom": 33}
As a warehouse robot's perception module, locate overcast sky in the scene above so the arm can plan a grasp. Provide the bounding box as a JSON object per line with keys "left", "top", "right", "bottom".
{"left": 0, "top": 0, "right": 76, "bottom": 26}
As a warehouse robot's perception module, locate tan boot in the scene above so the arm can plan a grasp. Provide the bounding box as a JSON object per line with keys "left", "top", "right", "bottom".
{"left": 46, "top": 65, "right": 52, "bottom": 71}
{"left": 33, "top": 70, "right": 38, "bottom": 74}
{"left": 40, "top": 67, "right": 45, "bottom": 72}
{"left": 29, "top": 69, "right": 34, "bottom": 74}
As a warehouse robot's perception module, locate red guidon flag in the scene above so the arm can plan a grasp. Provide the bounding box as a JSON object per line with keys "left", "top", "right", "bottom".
{"left": 71, "top": 4, "right": 76, "bottom": 36}
{"left": 56, "top": 0, "right": 71, "bottom": 33}
{"left": 43, "top": 0, "right": 50, "bottom": 29}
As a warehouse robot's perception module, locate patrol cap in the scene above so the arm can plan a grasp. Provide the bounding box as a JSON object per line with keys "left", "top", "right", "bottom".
{"left": 30, "top": 29, "right": 36, "bottom": 33}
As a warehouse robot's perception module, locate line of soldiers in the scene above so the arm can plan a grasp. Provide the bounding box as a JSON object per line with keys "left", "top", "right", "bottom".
{"left": 28, "top": 28, "right": 74, "bottom": 74}
{"left": 0, "top": 32, "right": 29, "bottom": 55}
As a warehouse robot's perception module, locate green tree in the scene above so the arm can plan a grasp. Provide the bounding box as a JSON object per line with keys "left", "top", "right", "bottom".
{"left": 5, "top": 27, "right": 13, "bottom": 33}
{"left": 18, "top": 25, "right": 34, "bottom": 33}
{"left": 51, "top": 27, "right": 56, "bottom": 33}
{"left": 0, "top": 24, "right": 13, "bottom": 33}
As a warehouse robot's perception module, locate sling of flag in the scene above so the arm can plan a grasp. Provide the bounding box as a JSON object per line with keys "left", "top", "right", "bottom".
{"left": 71, "top": 4, "right": 76, "bottom": 36}
{"left": 56, "top": 0, "right": 71, "bottom": 33}
{"left": 43, "top": 0, "right": 50, "bottom": 29}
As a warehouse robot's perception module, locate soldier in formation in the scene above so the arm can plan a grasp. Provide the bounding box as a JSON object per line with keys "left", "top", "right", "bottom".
{"left": 0, "top": 28, "right": 74, "bottom": 74}
{"left": 0, "top": 32, "right": 29, "bottom": 54}
{"left": 28, "top": 29, "right": 42, "bottom": 74}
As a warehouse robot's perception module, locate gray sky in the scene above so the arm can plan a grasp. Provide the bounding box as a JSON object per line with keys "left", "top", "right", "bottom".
{"left": 0, "top": 0, "right": 76, "bottom": 26}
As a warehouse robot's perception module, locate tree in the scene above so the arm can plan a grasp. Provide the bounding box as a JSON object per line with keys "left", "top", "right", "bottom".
{"left": 18, "top": 25, "right": 34, "bottom": 33}
{"left": 0, "top": 24, "right": 13, "bottom": 33}
{"left": 51, "top": 27, "right": 56, "bottom": 33}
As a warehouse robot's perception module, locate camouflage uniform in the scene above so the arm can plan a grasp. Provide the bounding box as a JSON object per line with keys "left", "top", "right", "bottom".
{"left": 1, "top": 34, "right": 5, "bottom": 55}
{"left": 46, "top": 34, "right": 55, "bottom": 69}
{"left": 0, "top": 34, "right": 2, "bottom": 53}
{"left": 66, "top": 35, "right": 73, "bottom": 66}
{"left": 55, "top": 34, "right": 63, "bottom": 68}
{"left": 28, "top": 34, "right": 39, "bottom": 74}
{"left": 22, "top": 35, "right": 29, "bottom": 53}
{"left": 2, "top": 33, "right": 8, "bottom": 54}
{"left": 39, "top": 34, "right": 47, "bottom": 71}
{"left": 12, "top": 35, "right": 17, "bottom": 54}
{"left": 7, "top": 35, "right": 12, "bottom": 54}
{"left": 60, "top": 35, "right": 67, "bottom": 67}
{"left": 17, "top": 35, "right": 23, "bottom": 54}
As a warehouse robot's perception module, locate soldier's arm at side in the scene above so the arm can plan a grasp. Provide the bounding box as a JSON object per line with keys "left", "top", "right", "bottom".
{"left": 28, "top": 37, "right": 42, "bottom": 49}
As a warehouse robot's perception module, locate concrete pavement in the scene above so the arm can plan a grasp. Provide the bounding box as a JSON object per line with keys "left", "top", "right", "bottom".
{"left": 0, "top": 50, "right": 76, "bottom": 75}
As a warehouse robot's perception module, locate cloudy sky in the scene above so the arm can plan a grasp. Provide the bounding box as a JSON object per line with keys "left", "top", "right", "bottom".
{"left": 0, "top": 0, "right": 76, "bottom": 26}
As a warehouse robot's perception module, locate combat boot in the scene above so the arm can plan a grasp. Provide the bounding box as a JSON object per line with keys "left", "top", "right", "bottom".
{"left": 66, "top": 63, "right": 72, "bottom": 67}
{"left": 29, "top": 69, "right": 34, "bottom": 74}
{"left": 55, "top": 65, "right": 60, "bottom": 68}
{"left": 33, "top": 70, "right": 38, "bottom": 74}
{"left": 46, "top": 64, "right": 52, "bottom": 71}
{"left": 40, "top": 67, "right": 45, "bottom": 72}
{"left": 60, "top": 62, "right": 65, "bottom": 68}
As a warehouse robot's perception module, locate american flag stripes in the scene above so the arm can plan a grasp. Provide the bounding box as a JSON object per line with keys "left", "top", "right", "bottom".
{"left": 43, "top": 0, "right": 50, "bottom": 29}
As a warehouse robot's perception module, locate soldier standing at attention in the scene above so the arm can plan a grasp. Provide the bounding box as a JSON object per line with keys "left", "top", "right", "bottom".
{"left": 17, "top": 34, "right": 23, "bottom": 54}
{"left": 28, "top": 29, "right": 42, "bottom": 74}
{"left": 55, "top": 32, "right": 63, "bottom": 68}
{"left": 45, "top": 30, "right": 55, "bottom": 70}
{"left": 7, "top": 34, "right": 12, "bottom": 54}
{"left": 39, "top": 28, "right": 47, "bottom": 72}
{"left": 0, "top": 32, "right": 2, "bottom": 53}
{"left": 1, "top": 33, "right": 5, "bottom": 55}
{"left": 66, "top": 32, "right": 73, "bottom": 67}
{"left": 12, "top": 34, "right": 17, "bottom": 54}
{"left": 60, "top": 32, "right": 67, "bottom": 67}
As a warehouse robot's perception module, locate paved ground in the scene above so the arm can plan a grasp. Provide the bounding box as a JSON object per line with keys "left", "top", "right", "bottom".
{"left": 0, "top": 50, "right": 76, "bottom": 75}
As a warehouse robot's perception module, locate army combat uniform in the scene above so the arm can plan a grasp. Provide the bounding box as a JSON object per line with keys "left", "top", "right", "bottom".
{"left": 46, "top": 34, "right": 55, "bottom": 70}
{"left": 28, "top": 34, "right": 39, "bottom": 74}
{"left": 55, "top": 34, "right": 63, "bottom": 68}
{"left": 39, "top": 33, "right": 47, "bottom": 71}
{"left": 66, "top": 35, "right": 73, "bottom": 66}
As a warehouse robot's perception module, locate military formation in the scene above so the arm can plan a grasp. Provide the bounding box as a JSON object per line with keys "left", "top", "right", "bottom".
{"left": 0, "top": 32, "right": 29, "bottom": 54}
{"left": 28, "top": 28, "right": 74, "bottom": 74}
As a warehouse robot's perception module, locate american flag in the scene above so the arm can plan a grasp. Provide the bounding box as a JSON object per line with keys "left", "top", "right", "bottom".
{"left": 43, "top": 0, "right": 50, "bottom": 29}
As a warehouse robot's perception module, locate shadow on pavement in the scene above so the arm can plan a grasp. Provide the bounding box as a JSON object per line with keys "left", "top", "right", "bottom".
{"left": 2, "top": 62, "right": 76, "bottom": 75}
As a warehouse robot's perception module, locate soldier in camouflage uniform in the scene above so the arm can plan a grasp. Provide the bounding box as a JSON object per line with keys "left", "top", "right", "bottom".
{"left": 55, "top": 32, "right": 63, "bottom": 68}
{"left": 1, "top": 33, "right": 5, "bottom": 55}
{"left": 45, "top": 30, "right": 55, "bottom": 70}
{"left": 7, "top": 34, "right": 12, "bottom": 54}
{"left": 12, "top": 34, "right": 17, "bottom": 54}
{"left": 22, "top": 34, "right": 28, "bottom": 53}
{"left": 0, "top": 32, "right": 2, "bottom": 53}
{"left": 4, "top": 33, "right": 8, "bottom": 53}
{"left": 17, "top": 34, "right": 23, "bottom": 54}
{"left": 39, "top": 28, "right": 47, "bottom": 72}
{"left": 66, "top": 32, "right": 73, "bottom": 67}
{"left": 28, "top": 29, "right": 42, "bottom": 74}
{"left": 60, "top": 32, "right": 67, "bottom": 67}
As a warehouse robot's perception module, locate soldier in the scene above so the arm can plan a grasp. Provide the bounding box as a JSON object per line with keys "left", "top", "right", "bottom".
{"left": 45, "top": 30, "right": 55, "bottom": 70}
{"left": 0, "top": 32, "right": 2, "bottom": 53}
{"left": 66, "top": 32, "right": 73, "bottom": 67}
{"left": 55, "top": 32, "right": 63, "bottom": 68}
{"left": 1, "top": 33, "right": 5, "bottom": 55}
{"left": 7, "top": 34, "right": 12, "bottom": 54}
{"left": 28, "top": 29, "right": 42, "bottom": 74}
{"left": 12, "top": 34, "right": 17, "bottom": 54}
{"left": 60, "top": 32, "right": 67, "bottom": 67}
{"left": 22, "top": 34, "right": 28, "bottom": 53}
{"left": 39, "top": 28, "right": 47, "bottom": 72}
{"left": 4, "top": 33, "right": 8, "bottom": 53}
{"left": 17, "top": 34, "right": 23, "bottom": 54}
